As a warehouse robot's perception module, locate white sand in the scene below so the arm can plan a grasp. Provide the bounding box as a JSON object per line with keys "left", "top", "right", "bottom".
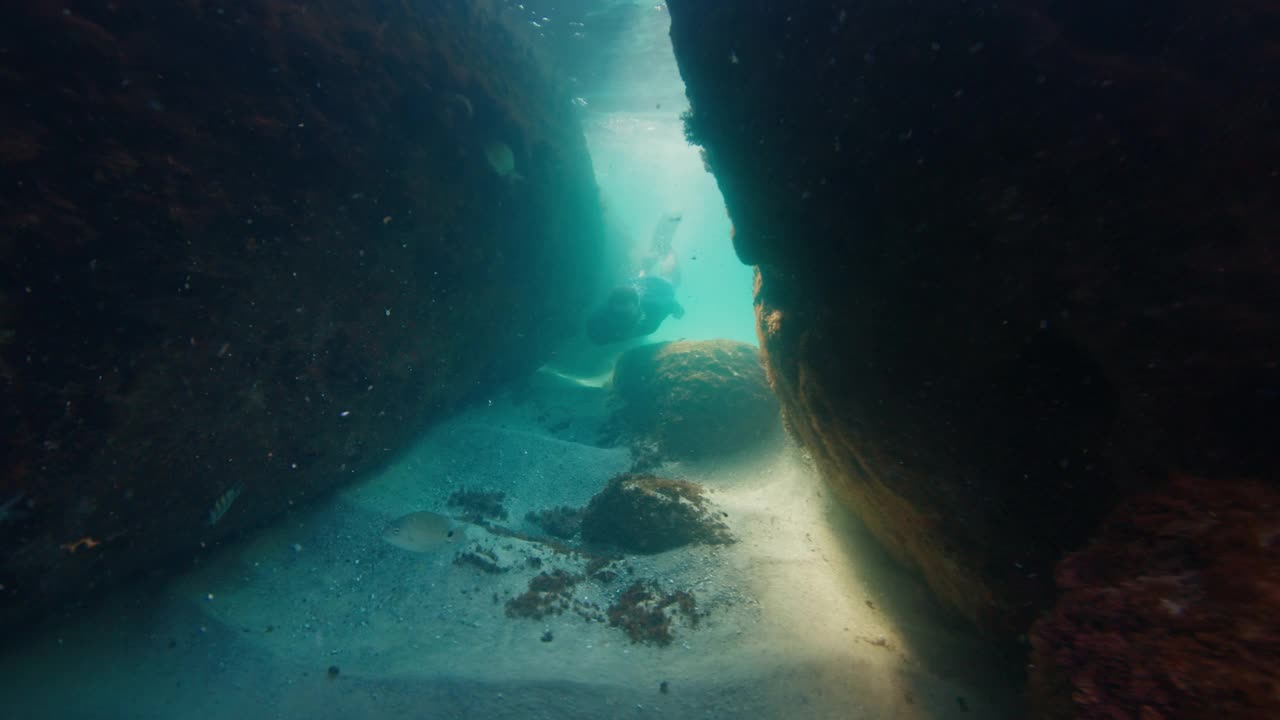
{"left": 0, "top": 368, "right": 1020, "bottom": 719}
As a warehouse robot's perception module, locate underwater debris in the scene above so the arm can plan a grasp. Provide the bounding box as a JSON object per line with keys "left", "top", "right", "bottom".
{"left": 447, "top": 489, "right": 508, "bottom": 522}
{"left": 59, "top": 536, "right": 101, "bottom": 553}
{"left": 468, "top": 516, "right": 588, "bottom": 558}
{"left": 525, "top": 505, "right": 584, "bottom": 539}
{"left": 505, "top": 569, "right": 583, "bottom": 620}
{"left": 453, "top": 546, "right": 507, "bottom": 574}
{"left": 382, "top": 510, "right": 465, "bottom": 552}
{"left": 607, "top": 580, "right": 700, "bottom": 647}
{"left": 584, "top": 556, "right": 624, "bottom": 584}
{"left": 859, "top": 633, "right": 892, "bottom": 649}
{"left": 206, "top": 484, "right": 243, "bottom": 526}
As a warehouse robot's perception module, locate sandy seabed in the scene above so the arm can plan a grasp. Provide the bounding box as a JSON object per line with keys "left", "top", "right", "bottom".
{"left": 0, "top": 368, "right": 1021, "bottom": 720}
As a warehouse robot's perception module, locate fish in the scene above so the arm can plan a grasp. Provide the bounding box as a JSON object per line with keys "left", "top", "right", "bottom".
{"left": 207, "top": 484, "right": 243, "bottom": 526}
{"left": 481, "top": 140, "right": 524, "bottom": 182}
{"left": 381, "top": 511, "right": 466, "bottom": 552}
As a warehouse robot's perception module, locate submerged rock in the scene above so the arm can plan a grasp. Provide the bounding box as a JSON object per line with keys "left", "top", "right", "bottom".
{"left": 668, "top": 0, "right": 1279, "bottom": 716}
{"left": 0, "top": 1, "right": 603, "bottom": 636}
{"left": 1029, "top": 475, "right": 1280, "bottom": 720}
{"left": 580, "top": 473, "right": 732, "bottom": 554}
{"left": 610, "top": 339, "right": 780, "bottom": 460}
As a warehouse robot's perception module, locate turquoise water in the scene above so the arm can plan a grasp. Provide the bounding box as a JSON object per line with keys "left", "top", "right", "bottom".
{"left": 572, "top": 2, "right": 756, "bottom": 349}
{"left": 0, "top": 4, "right": 1019, "bottom": 719}
{"left": 584, "top": 109, "right": 755, "bottom": 348}
{"left": 538, "top": 3, "right": 756, "bottom": 379}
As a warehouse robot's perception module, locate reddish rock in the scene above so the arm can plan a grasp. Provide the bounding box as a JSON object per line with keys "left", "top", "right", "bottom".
{"left": 1030, "top": 475, "right": 1280, "bottom": 720}
{"left": 610, "top": 340, "right": 780, "bottom": 460}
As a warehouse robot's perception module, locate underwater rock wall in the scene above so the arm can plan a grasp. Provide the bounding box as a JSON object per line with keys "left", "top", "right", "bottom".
{"left": 1028, "top": 475, "right": 1280, "bottom": 720}
{"left": 667, "top": 1, "right": 1278, "bottom": 716}
{"left": 0, "top": 1, "right": 603, "bottom": 633}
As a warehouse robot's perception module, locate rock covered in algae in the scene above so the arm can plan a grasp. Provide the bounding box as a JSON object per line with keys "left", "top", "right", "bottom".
{"left": 580, "top": 473, "right": 733, "bottom": 554}
{"left": 1029, "top": 475, "right": 1280, "bottom": 720}
{"left": 610, "top": 339, "right": 780, "bottom": 460}
{"left": 666, "top": 0, "right": 1280, "bottom": 650}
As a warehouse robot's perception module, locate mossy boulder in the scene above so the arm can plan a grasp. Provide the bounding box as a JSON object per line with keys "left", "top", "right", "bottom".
{"left": 580, "top": 473, "right": 732, "bottom": 554}
{"left": 610, "top": 339, "right": 780, "bottom": 460}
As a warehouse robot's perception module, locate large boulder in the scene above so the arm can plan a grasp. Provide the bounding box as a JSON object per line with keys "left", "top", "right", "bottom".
{"left": 0, "top": 1, "right": 603, "bottom": 634}
{"left": 667, "top": 1, "right": 1279, "bottom": 717}
{"left": 610, "top": 339, "right": 780, "bottom": 460}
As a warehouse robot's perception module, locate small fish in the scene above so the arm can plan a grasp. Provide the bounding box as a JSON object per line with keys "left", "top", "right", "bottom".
{"left": 382, "top": 511, "right": 466, "bottom": 552}
{"left": 207, "top": 484, "right": 243, "bottom": 526}
{"left": 481, "top": 140, "right": 524, "bottom": 182}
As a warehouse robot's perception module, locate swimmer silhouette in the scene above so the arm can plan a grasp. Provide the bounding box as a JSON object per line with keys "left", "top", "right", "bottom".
{"left": 586, "top": 212, "right": 686, "bottom": 345}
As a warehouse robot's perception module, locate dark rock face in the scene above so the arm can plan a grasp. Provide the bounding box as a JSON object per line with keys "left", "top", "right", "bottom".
{"left": 0, "top": 1, "right": 602, "bottom": 632}
{"left": 1029, "top": 475, "right": 1280, "bottom": 720}
{"left": 580, "top": 473, "right": 733, "bottom": 554}
{"left": 667, "top": 1, "right": 1278, "bottom": 716}
{"left": 610, "top": 340, "right": 780, "bottom": 460}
